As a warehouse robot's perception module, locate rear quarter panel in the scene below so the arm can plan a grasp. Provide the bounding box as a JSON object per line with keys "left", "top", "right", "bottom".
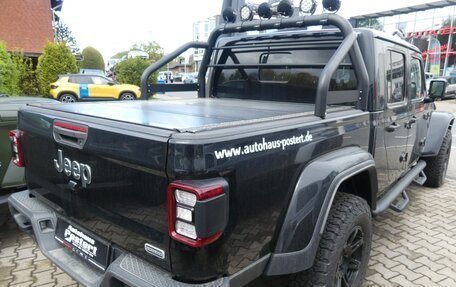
{"left": 166, "top": 109, "right": 371, "bottom": 280}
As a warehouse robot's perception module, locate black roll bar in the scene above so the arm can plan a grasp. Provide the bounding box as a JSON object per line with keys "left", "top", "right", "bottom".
{"left": 140, "top": 42, "right": 209, "bottom": 100}
{"left": 140, "top": 14, "right": 369, "bottom": 118}
{"left": 198, "top": 13, "right": 369, "bottom": 118}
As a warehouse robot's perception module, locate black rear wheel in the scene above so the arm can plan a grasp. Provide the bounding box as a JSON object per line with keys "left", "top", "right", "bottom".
{"left": 290, "top": 193, "right": 372, "bottom": 287}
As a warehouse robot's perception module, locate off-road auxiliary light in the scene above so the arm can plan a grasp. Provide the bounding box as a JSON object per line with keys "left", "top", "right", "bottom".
{"left": 222, "top": 7, "right": 237, "bottom": 23}
{"left": 299, "top": 0, "right": 317, "bottom": 15}
{"left": 257, "top": 2, "right": 274, "bottom": 19}
{"left": 240, "top": 5, "right": 255, "bottom": 21}
{"left": 167, "top": 178, "right": 229, "bottom": 247}
{"left": 9, "top": 130, "right": 24, "bottom": 167}
{"left": 322, "top": 0, "right": 341, "bottom": 13}
{"left": 277, "top": 0, "right": 294, "bottom": 17}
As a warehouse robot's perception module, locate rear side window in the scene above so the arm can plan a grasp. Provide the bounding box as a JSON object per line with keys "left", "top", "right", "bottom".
{"left": 386, "top": 51, "right": 405, "bottom": 104}
{"left": 212, "top": 45, "right": 358, "bottom": 104}
{"left": 92, "top": 76, "right": 109, "bottom": 85}
{"left": 69, "top": 76, "right": 93, "bottom": 84}
{"left": 409, "top": 58, "right": 424, "bottom": 100}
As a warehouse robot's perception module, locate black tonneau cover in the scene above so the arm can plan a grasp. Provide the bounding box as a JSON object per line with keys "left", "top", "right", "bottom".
{"left": 31, "top": 99, "right": 320, "bottom": 132}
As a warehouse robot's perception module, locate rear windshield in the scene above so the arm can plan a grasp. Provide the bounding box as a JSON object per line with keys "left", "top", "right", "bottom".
{"left": 211, "top": 40, "right": 358, "bottom": 104}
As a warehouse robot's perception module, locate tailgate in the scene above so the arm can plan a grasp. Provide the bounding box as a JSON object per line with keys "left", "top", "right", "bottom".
{"left": 18, "top": 108, "right": 172, "bottom": 271}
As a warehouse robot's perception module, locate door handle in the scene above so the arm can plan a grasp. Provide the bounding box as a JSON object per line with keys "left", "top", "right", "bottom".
{"left": 386, "top": 122, "right": 400, "bottom": 132}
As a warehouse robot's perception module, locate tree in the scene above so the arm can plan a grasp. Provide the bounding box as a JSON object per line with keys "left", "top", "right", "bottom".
{"left": 115, "top": 58, "right": 153, "bottom": 86}
{"left": 36, "top": 42, "right": 78, "bottom": 96}
{"left": 131, "top": 41, "right": 164, "bottom": 62}
{"left": 80, "top": 46, "right": 105, "bottom": 71}
{"left": 11, "top": 51, "right": 39, "bottom": 96}
{"left": 0, "top": 42, "right": 19, "bottom": 95}
{"left": 54, "top": 21, "right": 80, "bottom": 54}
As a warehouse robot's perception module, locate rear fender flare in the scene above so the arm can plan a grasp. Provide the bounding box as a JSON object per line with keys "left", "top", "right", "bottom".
{"left": 422, "top": 111, "right": 454, "bottom": 157}
{"left": 265, "top": 146, "right": 376, "bottom": 276}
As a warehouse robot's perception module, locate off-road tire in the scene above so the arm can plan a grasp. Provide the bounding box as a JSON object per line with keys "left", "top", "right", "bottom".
{"left": 120, "top": 92, "right": 136, "bottom": 101}
{"left": 58, "top": 93, "right": 77, "bottom": 103}
{"left": 290, "top": 193, "right": 372, "bottom": 287}
{"left": 423, "top": 129, "right": 452, "bottom": 187}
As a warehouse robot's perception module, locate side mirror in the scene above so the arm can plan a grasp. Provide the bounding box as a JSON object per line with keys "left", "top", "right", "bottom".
{"left": 107, "top": 81, "right": 115, "bottom": 86}
{"left": 428, "top": 80, "right": 447, "bottom": 100}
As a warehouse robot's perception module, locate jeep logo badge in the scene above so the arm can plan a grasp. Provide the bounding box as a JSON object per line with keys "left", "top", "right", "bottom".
{"left": 54, "top": 149, "right": 92, "bottom": 188}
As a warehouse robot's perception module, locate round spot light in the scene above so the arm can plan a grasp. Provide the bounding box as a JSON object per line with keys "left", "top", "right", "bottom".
{"left": 277, "top": 0, "right": 294, "bottom": 17}
{"left": 258, "top": 2, "right": 273, "bottom": 19}
{"left": 299, "top": 0, "right": 317, "bottom": 15}
{"left": 222, "top": 7, "right": 237, "bottom": 23}
{"left": 322, "top": 0, "right": 341, "bottom": 13}
{"left": 240, "top": 5, "right": 254, "bottom": 21}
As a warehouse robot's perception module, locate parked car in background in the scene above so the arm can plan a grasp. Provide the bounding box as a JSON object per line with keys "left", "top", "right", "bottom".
{"left": 183, "top": 73, "right": 197, "bottom": 84}
{"left": 0, "top": 96, "right": 58, "bottom": 225}
{"left": 158, "top": 71, "right": 174, "bottom": 83}
{"left": 174, "top": 72, "right": 187, "bottom": 82}
{"left": 79, "top": 69, "right": 105, "bottom": 77}
{"left": 49, "top": 74, "right": 141, "bottom": 102}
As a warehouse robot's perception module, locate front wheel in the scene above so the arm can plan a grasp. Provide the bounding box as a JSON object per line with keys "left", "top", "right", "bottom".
{"left": 423, "top": 129, "right": 452, "bottom": 187}
{"left": 290, "top": 193, "right": 372, "bottom": 287}
{"left": 59, "top": 93, "right": 77, "bottom": 103}
{"left": 120, "top": 92, "right": 136, "bottom": 101}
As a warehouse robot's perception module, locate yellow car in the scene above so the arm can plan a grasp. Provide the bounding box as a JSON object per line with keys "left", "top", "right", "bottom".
{"left": 49, "top": 74, "right": 141, "bottom": 102}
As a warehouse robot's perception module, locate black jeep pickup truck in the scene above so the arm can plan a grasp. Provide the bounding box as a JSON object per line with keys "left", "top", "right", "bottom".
{"left": 7, "top": 3, "right": 454, "bottom": 287}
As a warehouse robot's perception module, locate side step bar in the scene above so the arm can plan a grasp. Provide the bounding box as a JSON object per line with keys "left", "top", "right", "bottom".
{"left": 373, "top": 160, "right": 426, "bottom": 216}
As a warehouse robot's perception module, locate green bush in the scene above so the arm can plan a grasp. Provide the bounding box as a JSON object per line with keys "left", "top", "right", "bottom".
{"left": 80, "top": 46, "right": 105, "bottom": 71}
{"left": 115, "top": 58, "right": 154, "bottom": 87}
{"left": 36, "top": 42, "right": 78, "bottom": 96}
{"left": 0, "top": 42, "right": 19, "bottom": 95}
{"left": 11, "top": 52, "right": 39, "bottom": 96}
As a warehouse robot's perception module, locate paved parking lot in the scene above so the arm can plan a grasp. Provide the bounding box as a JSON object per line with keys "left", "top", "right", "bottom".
{"left": 0, "top": 101, "right": 455, "bottom": 287}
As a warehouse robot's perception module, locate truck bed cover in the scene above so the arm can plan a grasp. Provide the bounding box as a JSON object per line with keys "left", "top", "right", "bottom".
{"left": 29, "top": 99, "right": 327, "bottom": 132}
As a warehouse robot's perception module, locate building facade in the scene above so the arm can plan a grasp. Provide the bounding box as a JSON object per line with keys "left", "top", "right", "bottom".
{"left": 192, "top": 15, "right": 219, "bottom": 71}
{"left": 0, "top": 0, "right": 62, "bottom": 57}
{"left": 351, "top": 1, "right": 456, "bottom": 77}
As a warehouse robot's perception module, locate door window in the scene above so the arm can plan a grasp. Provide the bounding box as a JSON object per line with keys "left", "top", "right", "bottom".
{"left": 410, "top": 58, "right": 424, "bottom": 100}
{"left": 386, "top": 51, "right": 405, "bottom": 103}
{"left": 92, "top": 76, "right": 110, "bottom": 85}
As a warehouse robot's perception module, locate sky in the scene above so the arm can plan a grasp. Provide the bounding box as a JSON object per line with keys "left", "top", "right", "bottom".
{"left": 60, "top": 0, "right": 438, "bottom": 62}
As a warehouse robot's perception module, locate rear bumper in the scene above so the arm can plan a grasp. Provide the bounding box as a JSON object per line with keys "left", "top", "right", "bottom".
{"left": 8, "top": 190, "right": 229, "bottom": 287}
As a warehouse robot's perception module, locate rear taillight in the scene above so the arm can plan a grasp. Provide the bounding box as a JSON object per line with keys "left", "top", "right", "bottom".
{"left": 50, "top": 84, "right": 58, "bottom": 89}
{"left": 9, "top": 129, "right": 24, "bottom": 167}
{"left": 167, "top": 178, "right": 228, "bottom": 247}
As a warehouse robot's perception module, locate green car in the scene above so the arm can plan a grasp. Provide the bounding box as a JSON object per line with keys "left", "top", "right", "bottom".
{"left": 0, "top": 96, "right": 58, "bottom": 225}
